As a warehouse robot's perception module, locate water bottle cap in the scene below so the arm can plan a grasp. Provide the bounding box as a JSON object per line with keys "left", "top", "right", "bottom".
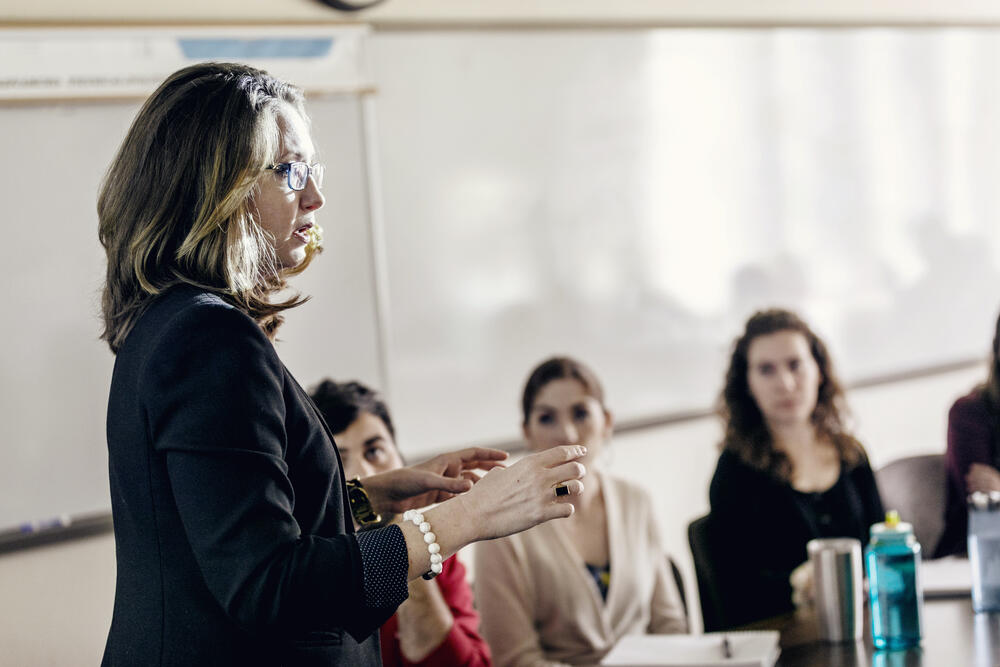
{"left": 870, "top": 509, "right": 913, "bottom": 538}
{"left": 968, "top": 491, "right": 1000, "bottom": 511}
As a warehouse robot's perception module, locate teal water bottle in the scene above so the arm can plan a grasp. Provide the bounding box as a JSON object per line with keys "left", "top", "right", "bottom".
{"left": 865, "top": 510, "right": 923, "bottom": 650}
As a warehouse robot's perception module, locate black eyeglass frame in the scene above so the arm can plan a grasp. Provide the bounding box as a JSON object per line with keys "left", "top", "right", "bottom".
{"left": 265, "top": 161, "right": 325, "bottom": 191}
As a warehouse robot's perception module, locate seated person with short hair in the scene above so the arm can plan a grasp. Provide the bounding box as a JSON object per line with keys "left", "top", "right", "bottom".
{"left": 311, "top": 379, "right": 492, "bottom": 667}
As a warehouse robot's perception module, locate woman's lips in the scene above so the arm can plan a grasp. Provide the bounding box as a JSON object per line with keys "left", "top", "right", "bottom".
{"left": 292, "top": 222, "right": 313, "bottom": 244}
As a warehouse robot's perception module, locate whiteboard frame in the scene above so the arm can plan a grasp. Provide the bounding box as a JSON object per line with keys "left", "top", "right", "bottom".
{"left": 0, "top": 24, "right": 374, "bottom": 102}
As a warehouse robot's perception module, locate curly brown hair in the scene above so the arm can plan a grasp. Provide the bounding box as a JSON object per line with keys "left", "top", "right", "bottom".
{"left": 718, "top": 308, "right": 864, "bottom": 480}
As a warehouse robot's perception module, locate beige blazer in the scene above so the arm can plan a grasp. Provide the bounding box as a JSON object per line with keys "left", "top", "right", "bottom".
{"left": 475, "top": 473, "right": 687, "bottom": 666}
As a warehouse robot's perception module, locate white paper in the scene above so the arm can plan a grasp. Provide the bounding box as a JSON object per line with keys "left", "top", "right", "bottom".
{"left": 921, "top": 556, "right": 973, "bottom": 598}
{"left": 601, "top": 631, "right": 781, "bottom": 667}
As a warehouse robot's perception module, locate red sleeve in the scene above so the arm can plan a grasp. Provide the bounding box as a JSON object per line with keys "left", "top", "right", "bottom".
{"left": 405, "top": 555, "right": 492, "bottom": 667}
{"left": 947, "top": 393, "right": 996, "bottom": 500}
{"left": 380, "top": 613, "right": 402, "bottom": 667}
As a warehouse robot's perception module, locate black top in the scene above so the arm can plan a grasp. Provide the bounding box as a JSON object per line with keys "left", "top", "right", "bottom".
{"left": 790, "top": 480, "right": 862, "bottom": 539}
{"left": 708, "top": 448, "right": 884, "bottom": 628}
{"left": 102, "top": 285, "right": 409, "bottom": 666}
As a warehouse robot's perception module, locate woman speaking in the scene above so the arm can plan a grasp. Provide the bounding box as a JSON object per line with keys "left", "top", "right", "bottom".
{"left": 98, "top": 62, "right": 585, "bottom": 666}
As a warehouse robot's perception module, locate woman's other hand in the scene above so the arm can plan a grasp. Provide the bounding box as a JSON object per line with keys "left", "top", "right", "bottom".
{"left": 790, "top": 560, "right": 815, "bottom": 609}
{"left": 399, "top": 445, "right": 586, "bottom": 579}
{"left": 966, "top": 462, "right": 1000, "bottom": 494}
{"left": 457, "top": 444, "right": 587, "bottom": 542}
{"left": 363, "top": 447, "right": 508, "bottom": 514}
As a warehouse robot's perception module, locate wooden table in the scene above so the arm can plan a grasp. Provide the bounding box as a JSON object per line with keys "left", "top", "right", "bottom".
{"left": 746, "top": 597, "right": 998, "bottom": 666}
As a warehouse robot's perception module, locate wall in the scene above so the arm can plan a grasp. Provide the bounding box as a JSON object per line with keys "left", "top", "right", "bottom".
{"left": 0, "top": 363, "right": 980, "bottom": 661}
{"left": 0, "top": 532, "right": 116, "bottom": 666}
{"left": 5, "top": 0, "right": 1000, "bottom": 25}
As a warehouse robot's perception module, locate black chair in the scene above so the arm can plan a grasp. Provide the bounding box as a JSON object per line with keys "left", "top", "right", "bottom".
{"left": 687, "top": 514, "right": 725, "bottom": 632}
{"left": 667, "top": 555, "right": 688, "bottom": 624}
{"left": 876, "top": 454, "right": 947, "bottom": 558}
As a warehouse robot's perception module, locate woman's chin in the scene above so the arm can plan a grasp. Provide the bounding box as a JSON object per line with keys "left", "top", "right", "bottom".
{"left": 277, "top": 248, "right": 307, "bottom": 271}
{"left": 766, "top": 411, "right": 812, "bottom": 429}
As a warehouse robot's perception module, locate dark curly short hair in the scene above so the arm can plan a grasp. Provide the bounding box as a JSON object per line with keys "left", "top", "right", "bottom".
{"left": 309, "top": 379, "right": 395, "bottom": 440}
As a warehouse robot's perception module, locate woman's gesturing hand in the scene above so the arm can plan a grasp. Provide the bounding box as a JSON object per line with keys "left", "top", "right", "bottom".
{"left": 363, "top": 447, "right": 508, "bottom": 514}
{"left": 455, "top": 445, "right": 588, "bottom": 542}
{"left": 395, "top": 445, "right": 586, "bottom": 580}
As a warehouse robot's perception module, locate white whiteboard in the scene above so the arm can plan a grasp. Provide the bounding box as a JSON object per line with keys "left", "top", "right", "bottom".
{"left": 369, "top": 28, "right": 1000, "bottom": 455}
{"left": 0, "top": 93, "right": 383, "bottom": 531}
{"left": 5, "top": 26, "right": 1000, "bottom": 533}
{"left": 0, "top": 27, "right": 381, "bottom": 532}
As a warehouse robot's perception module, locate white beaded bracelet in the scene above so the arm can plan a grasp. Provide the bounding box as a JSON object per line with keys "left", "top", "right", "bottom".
{"left": 402, "top": 509, "right": 443, "bottom": 580}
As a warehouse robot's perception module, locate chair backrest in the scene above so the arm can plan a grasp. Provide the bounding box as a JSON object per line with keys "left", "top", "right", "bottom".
{"left": 667, "top": 555, "right": 688, "bottom": 624}
{"left": 875, "top": 454, "right": 947, "bottom": 558}
{"left": 687, "top": 514, "right": 725, "bottom": 632}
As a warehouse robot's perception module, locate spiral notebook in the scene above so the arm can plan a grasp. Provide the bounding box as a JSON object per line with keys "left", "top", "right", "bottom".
{"left": 601, "top": 631, "right": 781, "bottom": 667}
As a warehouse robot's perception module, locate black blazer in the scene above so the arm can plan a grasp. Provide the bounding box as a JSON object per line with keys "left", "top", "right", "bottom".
{"left": 103, "top": 286, "right": 394, "bottom": 666}
{"left": 707, "top": 448, "right": 884, "bottom": 628}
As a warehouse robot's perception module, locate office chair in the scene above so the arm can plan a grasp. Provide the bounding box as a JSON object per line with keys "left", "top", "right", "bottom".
{"left": 667, "top": 555, "right": 688, "bottom": 623}
{"left": 687, "top": 514, "right": 725, "bottom": 632}
{"left": 875, "top": 454, "right": 947, "bottom": 558}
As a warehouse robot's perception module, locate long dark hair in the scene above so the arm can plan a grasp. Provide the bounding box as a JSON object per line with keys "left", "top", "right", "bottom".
{"left": 976, "top": 310, "right": 1000, "bottom": 413}
{"left": 99, "top": 62, "right": 317, "bottom": 353}
{"left": 718, "top": 308, "right": 864, "bottom": 479}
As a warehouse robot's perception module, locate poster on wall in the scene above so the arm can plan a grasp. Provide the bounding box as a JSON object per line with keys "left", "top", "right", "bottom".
{"left": 0, "top": 25, "right": 371, "bottom": 101}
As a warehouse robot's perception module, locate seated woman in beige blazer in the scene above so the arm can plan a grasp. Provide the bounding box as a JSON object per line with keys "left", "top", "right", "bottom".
{"left": 475, "top": 356, "right": 688, "bottom": 666}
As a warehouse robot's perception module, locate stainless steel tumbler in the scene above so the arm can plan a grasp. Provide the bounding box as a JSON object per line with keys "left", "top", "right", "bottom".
{"left": 808, "top": 537, "right": 864, "bottom": 642}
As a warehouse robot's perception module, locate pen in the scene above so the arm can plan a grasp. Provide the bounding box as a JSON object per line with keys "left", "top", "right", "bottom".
{"left": 721, "top": 635, "right": 732, "bottom": 659}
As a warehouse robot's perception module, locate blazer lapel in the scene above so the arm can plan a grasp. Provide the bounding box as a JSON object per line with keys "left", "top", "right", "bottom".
{"left": 285, "top": 365, "right": 355, "bottom": 533}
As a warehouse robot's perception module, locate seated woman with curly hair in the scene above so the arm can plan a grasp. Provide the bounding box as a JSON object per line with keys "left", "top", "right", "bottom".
{"left": 708, "top": 309, "right": 884, "bottom": 627}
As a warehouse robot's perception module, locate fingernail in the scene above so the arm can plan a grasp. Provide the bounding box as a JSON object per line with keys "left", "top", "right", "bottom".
{"left": 578, "top": 446, "right": 587, "bottom": 455}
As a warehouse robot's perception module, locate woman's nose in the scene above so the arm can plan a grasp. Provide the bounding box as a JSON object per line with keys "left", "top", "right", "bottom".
{"left": 777, "top": 369, "right": 797, "bottom": 391}
{"left": 557, "top": 421, "right": 580, "bottom": 445}
{"left": 300, "top": 177, "right": 325, "bottom": 212}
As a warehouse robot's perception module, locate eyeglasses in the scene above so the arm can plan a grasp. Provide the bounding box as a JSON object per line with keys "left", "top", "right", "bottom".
{"left": 265, "top": 161, "right": 325, "bottom": 191}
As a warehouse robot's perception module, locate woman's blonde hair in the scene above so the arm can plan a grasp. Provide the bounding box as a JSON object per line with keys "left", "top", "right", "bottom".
{"left": 98, "top": 62, "right": 319, "bottom": 353}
